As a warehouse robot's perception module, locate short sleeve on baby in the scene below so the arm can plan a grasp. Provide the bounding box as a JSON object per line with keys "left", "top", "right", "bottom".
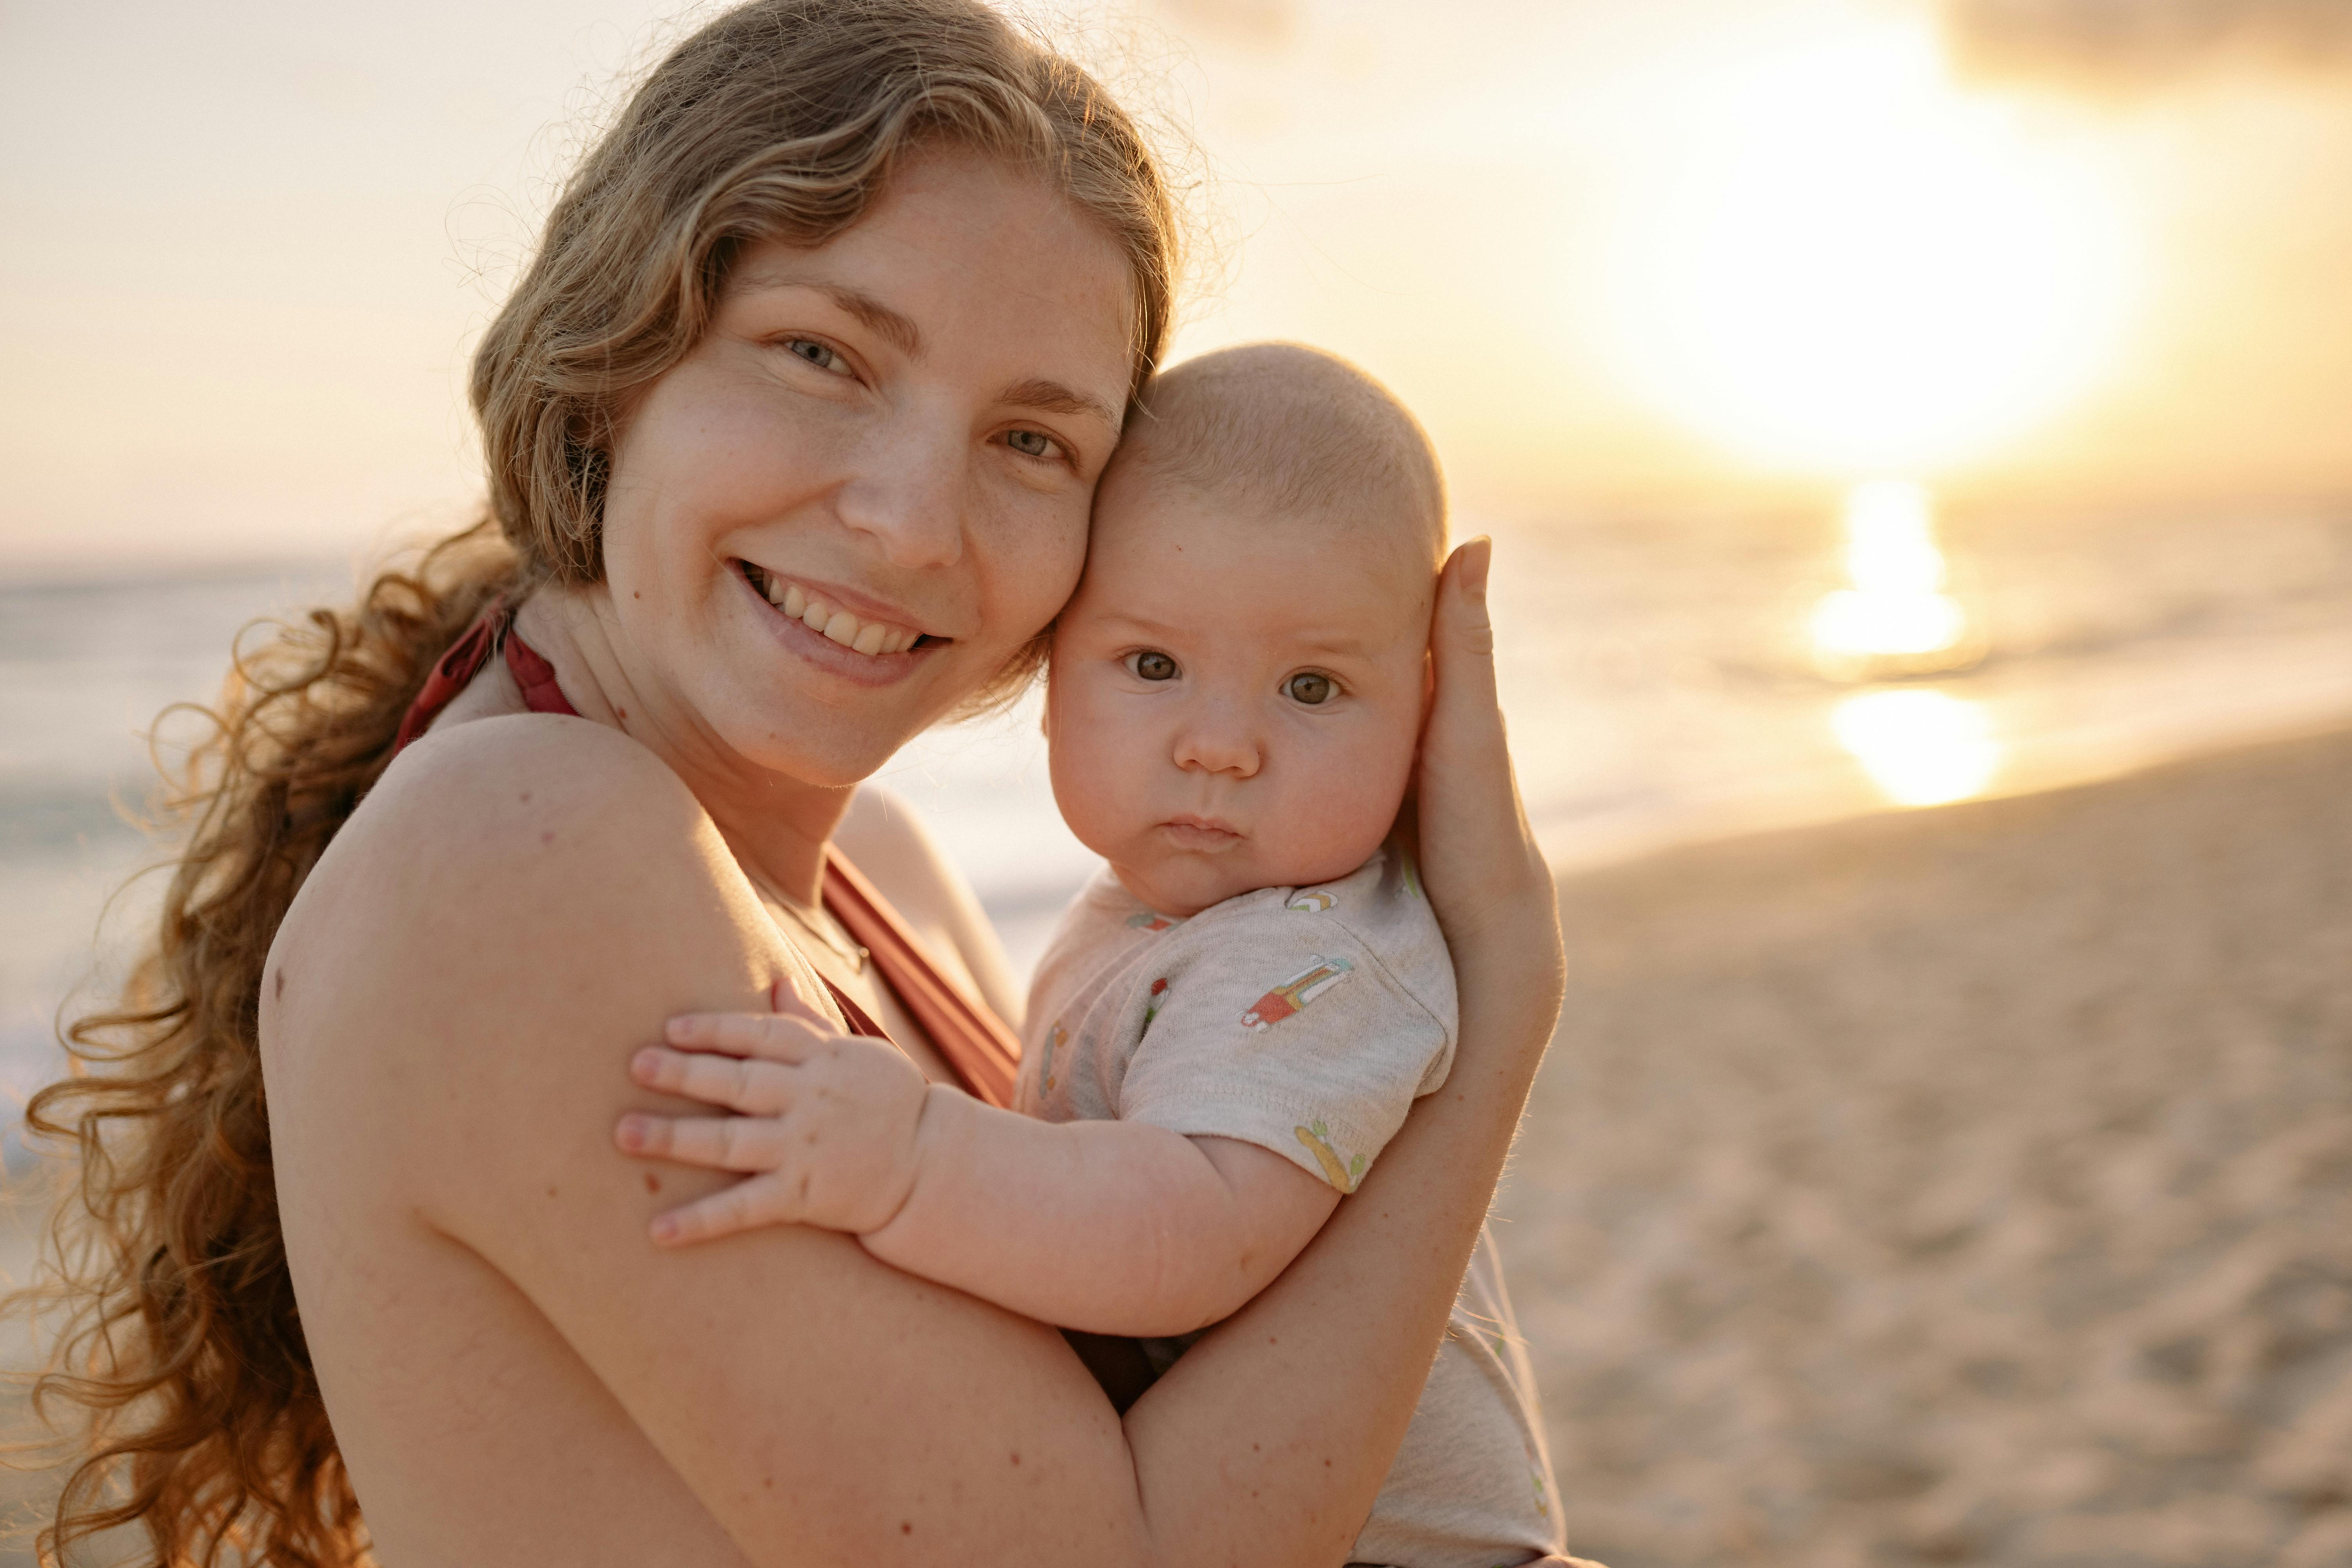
{"left": 1112, "top": 848, "right": 1456, "bottom": 1192}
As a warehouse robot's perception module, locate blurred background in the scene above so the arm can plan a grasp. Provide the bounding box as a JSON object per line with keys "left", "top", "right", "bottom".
{"left": 2, "top": 1, "right": 2348, "bottom": 1563}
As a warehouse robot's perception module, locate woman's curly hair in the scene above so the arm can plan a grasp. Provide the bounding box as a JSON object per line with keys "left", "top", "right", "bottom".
{"left": 10, "top": 3, "right": 1178, "bottom": 1562}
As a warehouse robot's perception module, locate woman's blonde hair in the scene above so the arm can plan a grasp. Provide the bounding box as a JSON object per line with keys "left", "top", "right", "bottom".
{"left": 14, "top": 4, "right": 1177, "bottom": 1562}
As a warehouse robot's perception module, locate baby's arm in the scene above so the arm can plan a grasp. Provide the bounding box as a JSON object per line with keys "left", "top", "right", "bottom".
{"left": 616, "top": 1004, "right": 1339, "bottom": 1338}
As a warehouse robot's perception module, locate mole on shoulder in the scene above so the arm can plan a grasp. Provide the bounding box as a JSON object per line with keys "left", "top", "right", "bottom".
{"left": 273, "top": 968, "right": 286, "bottom": 1000}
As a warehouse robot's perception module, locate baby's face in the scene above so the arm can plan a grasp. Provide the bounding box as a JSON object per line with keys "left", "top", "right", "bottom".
{"left": 1046, "top": 475, "right": 1434, "bottom": 917}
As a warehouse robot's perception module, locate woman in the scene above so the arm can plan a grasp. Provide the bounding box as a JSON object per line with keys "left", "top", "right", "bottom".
{"left": 24, "top": 3, "right": 1568, "bottom": 1564}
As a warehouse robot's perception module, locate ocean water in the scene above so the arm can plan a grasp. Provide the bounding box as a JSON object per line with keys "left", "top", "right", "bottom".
{"left": 4, "top": 503, "right": 2350, "bottom": 1162}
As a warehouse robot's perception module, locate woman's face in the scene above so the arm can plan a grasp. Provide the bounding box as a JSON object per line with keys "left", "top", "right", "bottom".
{"left": 598, "top": 144, "right": 1136, "bottom": 786}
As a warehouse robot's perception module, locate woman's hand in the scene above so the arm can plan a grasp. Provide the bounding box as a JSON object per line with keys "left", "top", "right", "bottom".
{"left": 614, "top": 991, "right": 935, "bottom": 1245}
{"left": 1413, "top": 538, "right": 1566, "bottom": 1056}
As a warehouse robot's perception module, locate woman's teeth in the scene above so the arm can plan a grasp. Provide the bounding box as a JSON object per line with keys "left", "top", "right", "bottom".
{"left": 757, "top": 572, "right": 918, "bottom": 655}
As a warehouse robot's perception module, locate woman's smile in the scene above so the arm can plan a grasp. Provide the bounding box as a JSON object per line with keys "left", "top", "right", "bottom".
{"left": 730, "top": 559, "right": 944, "bottom": 688}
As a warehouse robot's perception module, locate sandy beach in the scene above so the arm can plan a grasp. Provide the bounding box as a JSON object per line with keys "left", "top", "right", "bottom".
{"left": 0, "top": 727, "right": 2345, "bottom": 1565}
{"left": 1503, "top": 725, "right": 2352, "bottom": 1568}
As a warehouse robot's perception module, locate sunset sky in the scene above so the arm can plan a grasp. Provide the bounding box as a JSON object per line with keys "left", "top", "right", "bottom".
{"left": 3, "top": 0, "right": 2348, "bottom": 574}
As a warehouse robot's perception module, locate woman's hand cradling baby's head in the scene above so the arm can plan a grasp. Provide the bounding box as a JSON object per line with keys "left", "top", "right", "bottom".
{"left": 616, "top": 991, "right": 936, "bottom": 1245}
{"left": 1414, "top": 537, "right": 1567, "bottom": 1029}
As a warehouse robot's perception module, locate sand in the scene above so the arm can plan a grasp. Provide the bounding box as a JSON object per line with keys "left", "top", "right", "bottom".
{"left": 1, "top": 730, "right": 2345, "bottom": 1565}
{"left": 1499, "top": 726, "right": 2352, "bottom": 1568}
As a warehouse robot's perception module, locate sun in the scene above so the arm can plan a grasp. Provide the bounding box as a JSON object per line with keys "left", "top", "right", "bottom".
{"left": 1599, "top": 21, "right": 2143, "bottom": 475}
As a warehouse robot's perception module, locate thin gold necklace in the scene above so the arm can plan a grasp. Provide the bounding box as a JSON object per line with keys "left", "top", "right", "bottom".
{"left": 765, "top": 884, "right": 868, "bottom": 975}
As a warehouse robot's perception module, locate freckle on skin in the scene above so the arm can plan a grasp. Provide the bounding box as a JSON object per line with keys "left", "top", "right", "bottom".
{"left": 1009, "top": 1451, "right": 1020, "bottom": 1466}
{"left": 545, "top": 1186, "right": 558, "bottom": 1198}
{"left": 616, "top": 706, "right": 629, "bottom": 720}
{"left": 541, "top": 830, "right": 556, "bottom": 846}
{"left": 274, "top": 969, "right": 285, "bottom": 1000}
{"left": 519, "top": 791, "right": 531, "bottom": 803}
{"left": 643, "top": 1172, "right": 661, "bottom": 1194}
{"left": 900, "top": 1523, "right": 912, "bottom": 1535}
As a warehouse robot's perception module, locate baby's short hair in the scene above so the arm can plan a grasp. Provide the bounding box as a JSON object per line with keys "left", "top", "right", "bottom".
{"left": 1113, "top": 343, "right": 1446, "bottom": 560}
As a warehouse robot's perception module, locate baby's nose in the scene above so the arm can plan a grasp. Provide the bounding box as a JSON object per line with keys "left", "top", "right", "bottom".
{"left": 1171, "top": 709, "right": 1261, "bottom": 779}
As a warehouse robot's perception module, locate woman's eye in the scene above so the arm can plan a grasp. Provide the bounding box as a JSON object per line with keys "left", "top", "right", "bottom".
{"left": 1128, "top": 650, "right": 1179, "bottom": 682}
{"left": 1285, "top": 672, "right": 1336, "bottom": 706}
{"left": 786, "top": 338, "right": 848, "bottom": 374}
{"left": 1005, "top": 429, "right": 1056, "bottom": 459}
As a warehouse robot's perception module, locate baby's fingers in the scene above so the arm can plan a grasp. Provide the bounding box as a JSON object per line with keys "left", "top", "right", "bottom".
{"left": 630, "top": 1045, "right": 795, "bottom": 1114}
{"left": 613, "top": 1110, "right": 786, "bottom": 1173}
{"left": 664, "top": 1009, "right": 835, "bottom": 1062}
{"left": 647, "top": 1176, "right": 791, "bottom": 1248}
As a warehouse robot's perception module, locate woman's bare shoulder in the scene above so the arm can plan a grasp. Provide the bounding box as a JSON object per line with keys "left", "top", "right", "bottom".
{"left": 267, "top": 715, "right": 781, "bottom": 1156}
{"left": 365, "top": 712, "right": 705, "bottom": 862}
{"left": 289, "top": 716, "right": 743, "bottom": 951}
{"left": 264, "top": 735, "right": 1151, "bottom": 1564}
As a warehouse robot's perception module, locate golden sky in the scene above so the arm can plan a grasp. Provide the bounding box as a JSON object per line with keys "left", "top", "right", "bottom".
{"left": 2, "top": 0, "right": 2347, "bottom": 573}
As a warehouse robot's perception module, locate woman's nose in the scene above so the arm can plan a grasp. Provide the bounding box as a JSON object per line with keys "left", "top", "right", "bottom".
{"left": 1172, "top": 704, "right": 1261, "bottom": 779}
{"left": 833, "top": 419, "right": 966, "bottom": 570}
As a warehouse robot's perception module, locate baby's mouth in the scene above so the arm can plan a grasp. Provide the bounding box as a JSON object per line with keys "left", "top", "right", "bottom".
{"left": 1160, "top": 815, "right": 1243, "bottom": 850}
{"left": 738, "top": 562, "right": 936, "bottom": 657}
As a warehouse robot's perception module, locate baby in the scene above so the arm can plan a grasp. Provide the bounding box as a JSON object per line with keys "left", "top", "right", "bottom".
{"left": 624, "top": 344, "right": 1561, "bottom": 1567}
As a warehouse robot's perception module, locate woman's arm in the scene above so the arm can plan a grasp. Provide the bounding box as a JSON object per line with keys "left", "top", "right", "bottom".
{"left": 316, "top": 539, "right": 1555, "bottom": 1565}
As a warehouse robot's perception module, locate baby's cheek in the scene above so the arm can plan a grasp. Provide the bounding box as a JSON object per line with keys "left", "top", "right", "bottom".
{"left": 1270, "top": 730, "right": 1417, "bottom": 885}
{"left": 1047, "top": 687, "right": 1155, "bottom": 858}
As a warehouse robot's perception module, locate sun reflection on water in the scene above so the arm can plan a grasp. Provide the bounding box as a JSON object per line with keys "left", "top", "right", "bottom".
{"left": 1810, "top": 480, "right": 1983, "bottom": 681}
{"left": 1832, "top": 688, "right": 2002, "bottom": 806}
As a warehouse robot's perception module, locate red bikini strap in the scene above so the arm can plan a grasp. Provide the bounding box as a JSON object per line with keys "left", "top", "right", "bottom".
{"left": 502, "top": 627, "right": 577, "bottom": 719}
{"left": 822, "top": 848, "right": 1022, "bottom": 1109}
{"left": 392, "top": 612, "right": 499, "bottom": 754}
{"left": 392, "top": 605, "right": 579, "bottom": 755}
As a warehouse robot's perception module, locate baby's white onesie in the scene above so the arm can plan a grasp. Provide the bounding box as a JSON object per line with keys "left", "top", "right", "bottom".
{"left": 1020, "top": 842, "right": 1562, "bottom": 1568}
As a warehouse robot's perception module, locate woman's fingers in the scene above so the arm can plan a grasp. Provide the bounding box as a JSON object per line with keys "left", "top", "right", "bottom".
{"left": 1416, "top": 538, "right": 1549, "bottom": 940}
{"left": 630, "top": 1044, "right": 796, "bottom": 1114}
{"left": 613, "top": 1110, "right": 786, "bottom": 1173}
{"left": 663, "top": 1009, "right": 830, "bottom": 1063}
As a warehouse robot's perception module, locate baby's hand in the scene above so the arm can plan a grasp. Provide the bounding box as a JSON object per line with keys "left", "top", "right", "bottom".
{"left": 614, "top": 1001, "right": 933, "bottom": 1247}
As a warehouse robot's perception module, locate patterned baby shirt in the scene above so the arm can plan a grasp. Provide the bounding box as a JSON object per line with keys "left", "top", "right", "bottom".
{"left": 1019, "top": 842, "right": 1563, "bottom": 1568}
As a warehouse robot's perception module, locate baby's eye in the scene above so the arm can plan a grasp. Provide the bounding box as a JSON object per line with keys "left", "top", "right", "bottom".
{"left": 1285, "top": 671, "right": 1336, "bottom": 706}
{"left": 1004, "top": 429, "right": 1058, "bottom": 460}
{"left": 1127, "top": 650, "right": 1180, "bottom": 682}
{"left": 785, "top": 338, "right": 849, "bottom": 374}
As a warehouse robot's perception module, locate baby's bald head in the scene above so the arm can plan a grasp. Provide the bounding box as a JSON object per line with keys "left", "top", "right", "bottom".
{"left": 1097, "top": 343, "right": 1447, "bottom": 581}
{"left": 1051, "top": 345, "right": 1451, "bottom": 911}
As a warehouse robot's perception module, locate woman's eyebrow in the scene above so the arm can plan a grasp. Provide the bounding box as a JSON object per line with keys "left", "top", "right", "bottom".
{"left": 735, "top": 271, "right": 924, "bottom": 357}
{"left": 734, "top": 270, "right": 1117, "bottom": 432}
{"left": 999, "top": 376, "right": 1122, "bottom": 435}
{"left": 815, "top": 284, "right": 922, "bottom": 356}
